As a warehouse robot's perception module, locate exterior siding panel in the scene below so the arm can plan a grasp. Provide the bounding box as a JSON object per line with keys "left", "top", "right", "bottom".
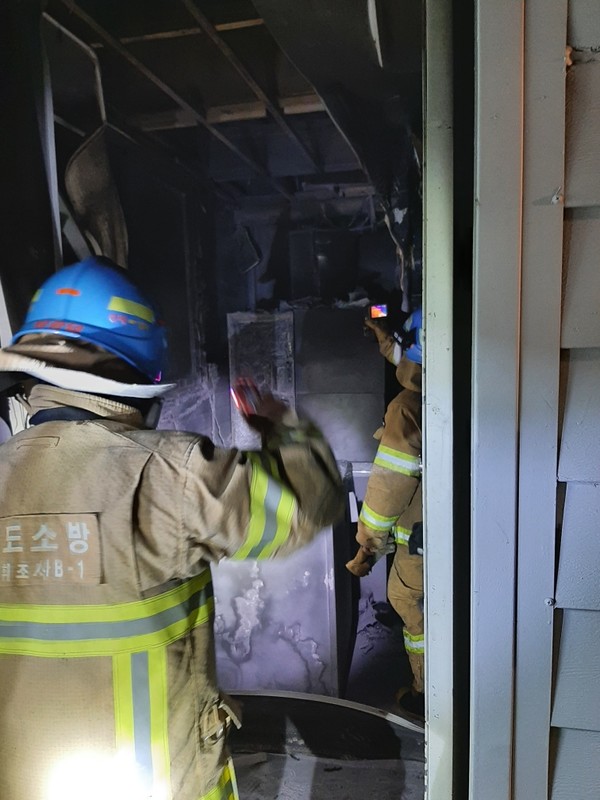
{"left": 550, "top": 728, "right": 600, "bottom": 799}
{"left": 551, "top": 5, "right": 600, "bottom": 799}
{"left": 562, "top": 208, "right": 600, "bottom": 348}
{"left": 555, "top": 483, "right": 600, "bottom": 611}
{"left": 568, "top": 0, "right": 600, "bottom": 49}
{"left": 557, "top": 349, "right": 600, "bottom": 482}
{"left": 565, "top": 61, "right": 600, "bottom": 208}
{"left": 551, "top": 609, "right": 600, "bottom": 731}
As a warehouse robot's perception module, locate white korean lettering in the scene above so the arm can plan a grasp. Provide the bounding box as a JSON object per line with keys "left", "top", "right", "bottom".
{"left": 31, "top": 524, "right": 59, "bottom": 552}
{"left": 66, "top": 521, "right": 90, "bottom": 555}
{"left": 3, "top": 524, "right": 23, "bottom": 553}
{"left": 33, "top": 560, "right": 50, "bottom": 579}
{"left": 0, "top": 563, "right": 11, "bottom": 581}
{"left": 15, "top": 563, "right": 29, "bottom": 579}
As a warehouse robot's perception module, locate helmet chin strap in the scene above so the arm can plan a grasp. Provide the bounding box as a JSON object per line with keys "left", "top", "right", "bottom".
{"left": 143, "top": 399, "right": 163, "bottom": 429}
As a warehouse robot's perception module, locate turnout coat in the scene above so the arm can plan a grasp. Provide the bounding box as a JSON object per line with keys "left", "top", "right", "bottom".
{"left": 0, "top": 384, "right": 344, "bottom": 800}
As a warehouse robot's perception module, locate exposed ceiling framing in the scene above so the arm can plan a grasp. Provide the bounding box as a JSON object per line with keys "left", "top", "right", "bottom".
{"left": 88, "top": 17, "right": 265, "bottom": 46}
{"left": 128, "top": 94, "right": 326, "bottom": 131}
{"left": 57, "top": 0, "right": 294, "bottom": 199}
{"left": 180, "top": 0, "right": 321, "bottom": 172}
{"left": 44, "top": 0, "right": 420, "bottom": 213}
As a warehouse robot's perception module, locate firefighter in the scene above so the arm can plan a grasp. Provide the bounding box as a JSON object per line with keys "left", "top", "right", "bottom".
{"left": 346, "top": 308, "right": 424, "bottom": 719}
{"left": 0, "top": 256, "right": 344, "bottom": 800}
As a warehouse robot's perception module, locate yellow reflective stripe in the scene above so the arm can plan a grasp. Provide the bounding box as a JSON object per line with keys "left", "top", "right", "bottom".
{"left": 113, "top": 650, "right": 172, "bottom": 799}
{"left": 0, "top": 570, "right": 211, "bottom": 624}
{"left": 248, "top": 453, "right": 295, "bottom": 558}
{"left": 259, "top": 493, "right": 295, "bottom": 559}
{"left": 374, "top": 444, "right": 421, "bottom": 476}
{"left": 233, "top": 455, "right": 268, "bottom": 559}
{"left": 113, "top": 652, "right": 135, "bottom": 756}
{"left": 0, "top": 572, "right": 214, "bottom": 657}
{"left": 262, "top": 451, "right": 281, "bottom": 480}
{"left": 0, "top": 599, "right": 214, "bottom": 658}
{"left": 231, "top": 454, "right": 296, "bottom": 560}
{"left": 149, "top": 647, "right": 171, "bottom": 796}
{"left": 393, "top": 524, "right": 411, "bottom": 546}
{"left": 108, "top": 296, "right": 155, "bottom": 323}
{"left": 200, "top": 758, "right": 238, "bottom": 800}
{"left": 359, "top": 502, "right": 396, "bottom": 532}
{"left": 404, "top": 631, "right": 425, "bottom": 654}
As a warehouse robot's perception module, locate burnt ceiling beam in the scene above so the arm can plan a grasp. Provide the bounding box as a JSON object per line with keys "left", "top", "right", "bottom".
{"left": 129, "top": 94, "right": 325, "bottom": 131}
{"left": 57, "top": 0, "right": 293, "bottom": 199}
{"left": 89, "top": 18, "right": 264, "bottom": 47}
{"left": 180, "top": 0, "right": 321, "bottom": 174}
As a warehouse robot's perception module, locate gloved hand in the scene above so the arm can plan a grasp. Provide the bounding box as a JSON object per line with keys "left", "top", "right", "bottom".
{"left": 363, "top": 316, "right": 391, "bottom": 345}
{"left": 231, "top": 378, "right": 289, "bottom": 439}
{"left": 408, "top": 521, "right": 423, "bottom": 556}
{"left": 346, "top": 546, "right": 376, "bottom": 577}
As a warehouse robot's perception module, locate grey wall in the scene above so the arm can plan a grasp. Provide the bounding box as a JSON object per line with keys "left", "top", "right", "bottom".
{"left": 294, "top": 307, "right": 383, "bottom": 463}
{"left": 175, "top": 307, "right": 400, "bottom": 704}
{"left": 111, "top": 143, "right": 201, "bottom": 381}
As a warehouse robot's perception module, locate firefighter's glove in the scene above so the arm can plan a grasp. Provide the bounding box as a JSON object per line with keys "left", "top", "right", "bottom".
{"left": 245, "top": 392, "right": 289, "bottom": 441}
{"left": 408, "top": 521, "right": 423, "bottom": 556}
{"left": 363, "top": 317, "right": 391, "bottom": 345}
{"left": 346, "top": 546, "right": 376, "bottom": 577}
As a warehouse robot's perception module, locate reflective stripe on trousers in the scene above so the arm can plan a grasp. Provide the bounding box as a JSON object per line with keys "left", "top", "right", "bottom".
{"left": 0, "top": 569, "right": 239, "bottom": 799}
{"left": 201, "top": 759, "right": 238, "bottom": 800}
{"left": 392, "top": 524, "right": 411, "bottom": 546}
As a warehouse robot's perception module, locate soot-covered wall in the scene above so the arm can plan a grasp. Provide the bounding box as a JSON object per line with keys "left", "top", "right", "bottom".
{"left": 204, "top": 199, "right": 403, "bottom": 363}
{"left": 115, "top": 171, "right": 414, "bottom": 705}
{"left": 188, "top": 203, "right": 413, "bottom": 704}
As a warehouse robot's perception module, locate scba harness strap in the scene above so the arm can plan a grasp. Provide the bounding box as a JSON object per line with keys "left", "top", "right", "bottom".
{"left": 29, "top": 407, "right": 102, "bottom": 425}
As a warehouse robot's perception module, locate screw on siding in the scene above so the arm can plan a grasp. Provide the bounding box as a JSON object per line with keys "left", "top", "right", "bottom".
{"left": 544, "top": 597, "right": 556, "bottom": 607}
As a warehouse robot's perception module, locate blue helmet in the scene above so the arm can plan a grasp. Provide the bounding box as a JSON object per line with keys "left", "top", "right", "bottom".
{"left": 12, "top": 257, "right": 167, "bottom": 383}
{"left": 403, "top": 307, "right": 423, "bottom": 364}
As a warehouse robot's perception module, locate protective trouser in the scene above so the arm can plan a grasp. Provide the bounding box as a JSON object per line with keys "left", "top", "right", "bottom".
{"left": 387, "top": 532, "right": 424, "bottom": 694}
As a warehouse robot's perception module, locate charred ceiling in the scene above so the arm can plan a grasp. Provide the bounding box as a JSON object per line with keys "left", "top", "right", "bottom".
{"left": 1, "top": 0, "right": 423, "bottom": 356}
{"left": 43, "top": 0, "right": 422, "bottom": 218}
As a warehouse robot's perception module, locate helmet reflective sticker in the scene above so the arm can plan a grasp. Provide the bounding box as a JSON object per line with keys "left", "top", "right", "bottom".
{"left": 107, "top": 296, "right": 155, "bottom": 324}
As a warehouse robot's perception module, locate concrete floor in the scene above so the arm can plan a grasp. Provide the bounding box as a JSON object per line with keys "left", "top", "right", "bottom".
{"left": 229, "top": 694, "right": 425, "bottom": 800}
{"left": 233, "top": 752, "right": 425, "bottom": 800}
